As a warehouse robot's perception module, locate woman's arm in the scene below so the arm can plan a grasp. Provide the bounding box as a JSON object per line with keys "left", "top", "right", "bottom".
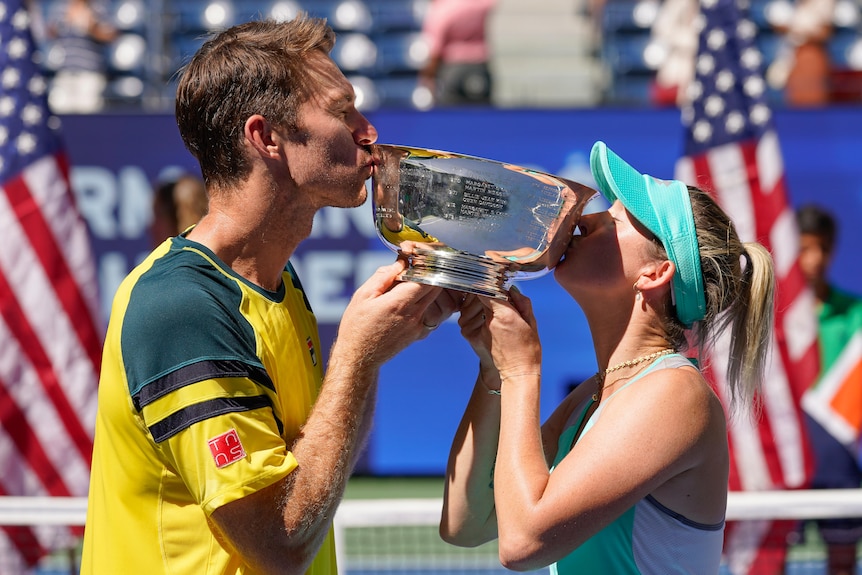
{"left": 440, "top": 365, "right": 502, "bottom": 546}
{"left": 440, "top": 296, "right": 502, "bottom": 546}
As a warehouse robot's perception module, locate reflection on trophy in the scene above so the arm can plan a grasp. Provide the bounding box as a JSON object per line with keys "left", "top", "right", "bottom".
{"left": 371, "top": 144, "right": 598, "bottom": 299}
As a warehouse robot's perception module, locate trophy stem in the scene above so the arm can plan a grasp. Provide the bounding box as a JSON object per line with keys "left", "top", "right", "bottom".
{"left": 398, "top": 248, "right": 512, "bottom": 300}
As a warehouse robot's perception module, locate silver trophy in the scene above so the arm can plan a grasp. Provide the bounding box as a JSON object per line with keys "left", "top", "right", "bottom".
{"left": 371, "top": 144, "right": 598, "bottom": 299}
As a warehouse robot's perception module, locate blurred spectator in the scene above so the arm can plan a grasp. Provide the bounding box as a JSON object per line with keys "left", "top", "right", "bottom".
{"left": 419, "top": 0, "right": 497, "bottom": 106}
{"left": 46, "top": 0, "right": 118, "bottom": 114}
{"left": 649, "top": 0, "right": 698, "bottom": 107}
{"left": 151, "top": 174, "right": 208, "bottom": 246}
{"left": 25, "top": 0, "right": 48, "bottom": 44}
{"left": 795, "top": 203, "right": 862, "bottom": 575}
{"left": 767, "top": 0, "right": 835, "bottom": 107}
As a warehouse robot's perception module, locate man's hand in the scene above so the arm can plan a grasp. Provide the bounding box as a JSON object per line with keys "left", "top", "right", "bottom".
{"left": 332, "top": 259, "right": 459, "bottom": 367}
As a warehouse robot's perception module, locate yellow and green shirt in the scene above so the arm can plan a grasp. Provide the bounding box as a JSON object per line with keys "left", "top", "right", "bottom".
{"left": 81, "top": 234, "right": 334, "bottom": 574}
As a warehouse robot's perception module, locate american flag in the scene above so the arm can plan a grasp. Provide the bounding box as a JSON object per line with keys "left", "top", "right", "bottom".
{"left": 673, "top": 0, "right": 819, "bottom": 572}
{"left": 0, "top": 0, "right": 101, "bottom": 569}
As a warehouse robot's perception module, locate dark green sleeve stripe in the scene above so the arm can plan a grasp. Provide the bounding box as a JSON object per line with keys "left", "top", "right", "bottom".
{"left": 148, "top": 395, "right": 283, "bottom": 443}
{"left": 132, "top": 359, "right": 274, "bottom": 411}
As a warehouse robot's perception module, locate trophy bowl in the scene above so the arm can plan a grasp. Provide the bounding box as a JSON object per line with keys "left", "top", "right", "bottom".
{"left": 371, "top": 144, "right": 598, "bottom": 299}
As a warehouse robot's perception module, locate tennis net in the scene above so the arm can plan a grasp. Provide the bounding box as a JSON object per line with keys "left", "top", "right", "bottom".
{"left": 4, "top": 490, "right": 862, "bottom": 574}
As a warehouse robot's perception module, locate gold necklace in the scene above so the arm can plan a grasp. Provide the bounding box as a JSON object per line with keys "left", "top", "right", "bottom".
{"left": 591, "top": 348, "right": 676, "bottom": 402}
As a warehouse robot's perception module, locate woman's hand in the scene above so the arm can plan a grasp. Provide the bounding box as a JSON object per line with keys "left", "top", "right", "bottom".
{"left": 485, "top": 287, "right": 541, "bottom": 383}
{"left": 458, "top": 294, "right": 493, "bottom": 367}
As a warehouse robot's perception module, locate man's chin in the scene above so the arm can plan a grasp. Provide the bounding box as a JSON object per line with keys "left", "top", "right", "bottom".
{"left": 330, "top": 189, "right": 368, "bottom": 210}
{"left": 350, "top": 188, "right": 369, "bottom": 208}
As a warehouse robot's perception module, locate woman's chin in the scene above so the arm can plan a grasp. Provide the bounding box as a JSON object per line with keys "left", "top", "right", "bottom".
{"left": 553, "top": 257, "right": 569, "bottom": 278}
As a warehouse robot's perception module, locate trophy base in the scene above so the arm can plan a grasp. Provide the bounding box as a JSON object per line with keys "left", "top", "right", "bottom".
{"left": 398, "top": 248, "right": 512, "bottom": 300}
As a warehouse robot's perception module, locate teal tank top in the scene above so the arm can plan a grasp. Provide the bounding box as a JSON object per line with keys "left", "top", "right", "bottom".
{"left": 549, "top": 354, "right": 725, "bottom": 574}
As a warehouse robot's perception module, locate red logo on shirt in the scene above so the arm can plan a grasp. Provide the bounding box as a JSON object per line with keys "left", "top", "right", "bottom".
{"left": 208, "top": 429, "right": 246, "bottom": 468}
{"left": 307, "top": 336, "right": 318, "bottom": 366}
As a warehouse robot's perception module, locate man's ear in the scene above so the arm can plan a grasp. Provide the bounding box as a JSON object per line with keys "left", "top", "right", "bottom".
{"left": 244, "top": 114, "right": 281, "bottom": 159}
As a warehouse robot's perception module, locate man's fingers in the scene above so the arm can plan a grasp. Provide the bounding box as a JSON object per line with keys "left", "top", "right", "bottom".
{"left": 356, "top": 260, "right": 408, "bottom": 297}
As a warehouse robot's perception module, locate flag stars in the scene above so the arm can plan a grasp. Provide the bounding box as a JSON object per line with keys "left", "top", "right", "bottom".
{"left": 693, "top": 119, "right": 713, "bottom": 143}
{"left": 707, "top": 29, "right": 726, "bottom": 51}
{"left": 725, "top": 111, "right": 745, "bottom": 133}
{"left": 737, "top": 19, "right": 757, "bottom": 41}
{"left": 21, "top": 104, "right": 42, "bottom": 126}
{"left": 741, "top": 47, "right": 762, "bottom": 70}
{"left": 7, "top": 36, "right": 26, "bottom": 59}
{"left": 2, "top": 67, "right": 20, "bottom": 89}
{"left": 687, "top": 80, "right": 703, "bottom": 102}
{"left": 685, "top": 0, "right": 775, "bottom": 154}
{"left": 28, "top": 75, "right": 46, "bottom": 96}
{"left": 0, "top": 95, "right": 14, "bottom": 116}
{"left": 16, "top": 131, "right": 35, "bottom": 155}
{"left": 704, "top": 94, "right": 726, "bottom": 117}
{"left": 12, "top": 8, "right": 29, "bottom": 31}
{"left": 751, "top": 103, "right": 771, "bottom": 125}
{"left": 716, "top": 70, "right": 735, "bottom": 91}
{"left": 697, "top": 54, "right": 716, "bottom": 76}
{"left": 744, "top": 75, "right": 765, "bottom": 98}
{"left": 0, "top": 0, "right": 69, "bottom": 184}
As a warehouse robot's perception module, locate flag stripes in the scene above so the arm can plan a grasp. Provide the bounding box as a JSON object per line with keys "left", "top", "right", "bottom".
{"left": 6, "top": 155, "right": 102, "bottom": 371}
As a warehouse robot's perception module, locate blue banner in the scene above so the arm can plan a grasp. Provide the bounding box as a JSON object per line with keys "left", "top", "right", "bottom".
{"left": 60, "top": 108, "right": 862, "bottom": 475}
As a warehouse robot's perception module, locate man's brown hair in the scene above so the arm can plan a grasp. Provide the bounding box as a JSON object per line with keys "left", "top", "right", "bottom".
{"left": 175, "top": 15, "right": 336, "bottom": 189}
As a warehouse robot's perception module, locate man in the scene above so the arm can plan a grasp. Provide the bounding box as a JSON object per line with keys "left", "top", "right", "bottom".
{"left": 797, "top": 204, "right": 862, "bottom": 575}
{"left": 81, "top": 15, "right": 457, "bottom": 574}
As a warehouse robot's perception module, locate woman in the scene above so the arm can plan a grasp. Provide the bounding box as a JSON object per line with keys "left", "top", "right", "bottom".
{"left": 440, "top": 141, "right": 775, "bottom": 573}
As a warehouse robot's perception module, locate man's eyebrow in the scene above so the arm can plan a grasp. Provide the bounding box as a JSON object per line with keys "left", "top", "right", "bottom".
{"left": 339, "top": 87, "right": 357, "bottom": 104}
{"left": 321, "top": 86, "right": 354, "bottom": 108}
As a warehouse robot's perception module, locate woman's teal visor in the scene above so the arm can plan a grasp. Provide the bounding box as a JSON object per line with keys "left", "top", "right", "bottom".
{"left": 589, "top": 141, "right": 706, "bottom": 327}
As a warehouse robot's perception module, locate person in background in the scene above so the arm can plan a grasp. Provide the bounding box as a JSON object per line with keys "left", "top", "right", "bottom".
{"left": 150, "top": 173, "right": 209, "bottom": 246}
{"left": 81, "top": 14, "right": 459, "bottom": 574}
{"left": 440, "top": 141, "right": 776, "bottom": 573}
{"left": 418, "top": 0, "right": 497, "bottom": 106}
{"left": 45, "top": 0, "right": 118, "bottom": 113}
{"left": 795, "top": 204, "right": 862, "bottom": 575}
{"left": 767, "top": 0, "right": 835, "bottom": 106}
